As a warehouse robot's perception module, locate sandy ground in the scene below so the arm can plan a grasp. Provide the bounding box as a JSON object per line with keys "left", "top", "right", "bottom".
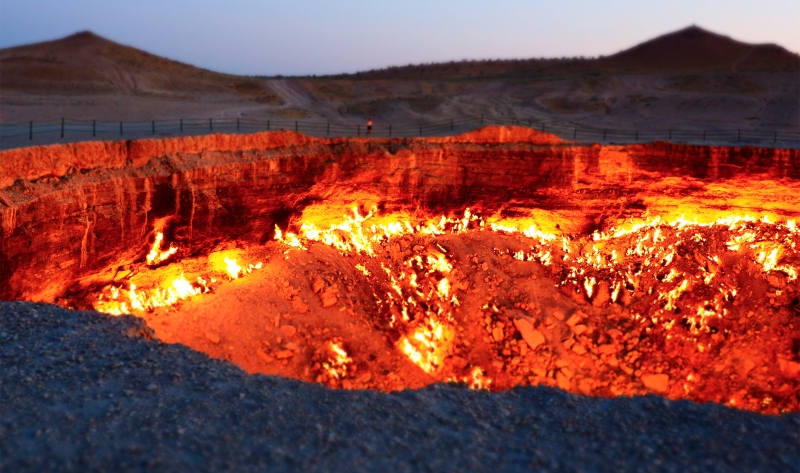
{"left": 2, "top": 301, "right": 798, "bottom": 472}
{"left": 3, "top": 72, "right": 798, "bottom": 131}
{"left": 3, "top": 30, "right": 797, "bottom": 149}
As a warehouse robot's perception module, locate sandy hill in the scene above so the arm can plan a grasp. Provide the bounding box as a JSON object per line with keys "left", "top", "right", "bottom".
{"left": 0, "top": 27, "right": 796, "bottom": 132}
{"left": 599, "top": 26, "right": 799, "bottom": 73}
{"left": 0, "top": 31, "right": 277, "bottom": 102}
{"left": 336, "top": 26, "right": 799, "bottom": 81}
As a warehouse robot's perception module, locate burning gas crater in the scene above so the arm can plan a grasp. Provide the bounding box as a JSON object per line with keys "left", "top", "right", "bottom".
{"left": 80, "top": 205, "right": 800, "bottom": 413}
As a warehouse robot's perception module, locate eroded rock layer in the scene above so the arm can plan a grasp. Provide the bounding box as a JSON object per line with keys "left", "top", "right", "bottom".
{"left": 2, "top": 127, "right": 798, "bottom": 301}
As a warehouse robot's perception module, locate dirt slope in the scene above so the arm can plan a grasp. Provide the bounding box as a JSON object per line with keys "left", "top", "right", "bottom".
{"left": 0, "top": 31, "right": 278, "bottom": 102}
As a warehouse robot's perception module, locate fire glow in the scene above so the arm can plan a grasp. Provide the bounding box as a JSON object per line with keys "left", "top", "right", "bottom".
{"left": 84, "top": 205, "right": 800, "bottom": 413}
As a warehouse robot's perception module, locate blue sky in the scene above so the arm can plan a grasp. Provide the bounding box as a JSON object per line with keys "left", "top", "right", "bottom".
{"left": 1, "top": 0, "right": 798, "bottom": 75}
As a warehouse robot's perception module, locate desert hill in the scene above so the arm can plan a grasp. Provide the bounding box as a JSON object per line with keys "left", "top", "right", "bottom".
{"left": 0, "top": 27, "right": 797, "bottom": 134}
{"left": 336, "top": 26, "right": 799, "bottom": 81}
{"left": 0, "top": 31, "right": 278, "bottom": 103}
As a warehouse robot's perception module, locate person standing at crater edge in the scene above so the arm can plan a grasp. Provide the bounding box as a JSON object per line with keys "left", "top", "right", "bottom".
{"left": 366, "top": 118, "right": 373, "bottom": 136}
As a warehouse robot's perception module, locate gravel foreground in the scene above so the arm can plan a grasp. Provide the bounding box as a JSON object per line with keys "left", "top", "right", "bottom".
{"left": 1, "top": 301, "right": 798, "bottom": 473}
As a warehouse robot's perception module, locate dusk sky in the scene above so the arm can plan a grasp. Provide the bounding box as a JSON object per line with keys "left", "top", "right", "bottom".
{"left": 2, "top": 0, "right": 798, "bottom": 76}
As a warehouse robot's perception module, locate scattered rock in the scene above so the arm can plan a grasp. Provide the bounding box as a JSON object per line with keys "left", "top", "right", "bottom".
{"left": 620, "top": 289, "right": 632, "bottom": 306}
{"left": 312, "top": 277, "right": 325, "bottom": 294}
{"left": 641, "top": 373, "right": 670, "bottom": 393}
{"left": 275, "top": 350, "right": 294, "bottom": 359}
{"left": 357, "top": 372, "right": 372, "bottom": 383}
{"left": 256, "top": 349, "right": 273, "bottom": 363}
{"left": 767, "top": 273, "right": 786, "bottom": 289}
{"left": 321, "top": 285, "right": 339, "bottom": 307}
{"left": 514, "top": 318, "right": 545, "bottom": 350}
{"left": 778, "top": 359, "right": 800, "bottom": 377}
{"left": 280, "top": 325, "right": 297, "bottom": 337}
{"left": 492, "top": 325, "right": 504, "bottom": 342}
{"left": 593, "top": 281, "right": 610, "bottom": 306}
{"left": 450, "top": 356, "right": 469, "bottom": 370}
{"left": 565, "top": 312, "right": 583, "bottom": 327}
{"left": 556, "top": 372, "right": 570, "bottom": 390}
{"left": 598, "top": 344, "right": 616, "bottom": 355}
{"left": 291, "top": 298, "right": 309, "bottom": 313}
{"left": 205, "top": 330, "right": 221, "bottom": 344}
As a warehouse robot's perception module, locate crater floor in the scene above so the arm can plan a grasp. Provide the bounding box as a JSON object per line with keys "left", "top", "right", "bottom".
{"left": 71, "top": 203, "right": 800, "bottom": 414}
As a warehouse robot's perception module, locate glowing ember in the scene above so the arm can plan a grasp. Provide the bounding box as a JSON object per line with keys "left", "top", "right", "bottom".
{"left": 95, "top": 274, "right": 204, "bottom": 315}
{"left": 94, "top": 233, "right": 264, "bottom": 314}
{"left": 225, "top": 257, "right": 242, "bottom": 280}
{"left": 82, "top": 202, "right": 800, "bottom": 412}
{"left": 323, "top": 341, "right": 353, "bottom": 380}
{"left": 468, "top": 367, "right": 492, "bottom": 390}
{"left": 398, "top": 318, "right": 455, "bottom": 374}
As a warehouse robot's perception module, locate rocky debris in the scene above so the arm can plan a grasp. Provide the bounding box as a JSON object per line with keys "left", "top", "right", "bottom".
{"left": 513, "top": 318, "right": 545, "bottom": 350}
{"left": 275, "top": 350, "right": 294, "bottom": 359}
{"left": 641, "top": 373, "right": 670, "bottom": 393}
{"left": 290, "top": 298, "right": 308, "bottom": 313}
{"left": 204, "top": 330, "right": 221, "bottom": 344}
{"left": 7, "top": 303, "right": 800, "bottom": 473}
{"left": 320, "top": 284, "right": 339, "bottom": 308}
{"left": 280, "top": 325, "right": 297, "bottom": 338}
{"left": 256, "top": 349, "right": 273, "bottom": 363}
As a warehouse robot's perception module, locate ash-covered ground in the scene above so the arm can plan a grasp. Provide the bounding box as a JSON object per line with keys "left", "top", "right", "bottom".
{"left": 1, "top": 301, "right": 798, "bottom": 472}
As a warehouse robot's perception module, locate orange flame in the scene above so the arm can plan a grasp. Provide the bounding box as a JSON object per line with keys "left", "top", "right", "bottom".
{"left": 146, "top": 232, "right": 177, "bottom": 266}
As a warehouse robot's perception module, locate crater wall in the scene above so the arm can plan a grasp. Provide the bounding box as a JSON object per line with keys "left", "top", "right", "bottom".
{"left": 1, "top": 127, "right": 798, "bottom": 301}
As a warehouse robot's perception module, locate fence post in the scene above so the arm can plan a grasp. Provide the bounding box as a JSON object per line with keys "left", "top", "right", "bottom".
{"left": 635, "top": 130, "right": 638, "bottom": 142}
{"left": 267, "top": 120, "right": 270, "bottom": 131}
{"left": 603, "top": 129, "right": 607, "bottom": 141}
{"left": 152, "top": 121, "right": 155, "bottom": 135}
{"left": 327, "top": 122, "right": 330, "bottom": 136}
{"left": 30, "top": 121, "right": 33, "bottom": 140}
{"left": 668, "top": 130, "right": 672, "bottom": 140}
{"left": 209, "top": 118, "right": 213, "bottom": 132}
{"left": 703, "top": 130, "right": 706, "bottom": 141}
{"left": 120, "top": 122, "right": 123, "bottom": 136}
{"left": 358, "top": 125, "right": 360, "bottom": 136}
{"left": 419, "top": 124, "right": 422, "bottom": 136}
{"left": 451, "top": 119, "right": 454, "bottom": 131}
{"left": 573, "top": 127, "right": 577, "bottom": 139}
{"left": 93, "top": 120, "right": 96, "bottom": 137}
{"left": 295, "top": 121, "right": 298, "bottom": 132}
{"left": 774, "top": 131, "right": 777, "bottom": 144}
{"left": 237, "top": 118, "right": 240, "bottom": 131}
{"left": 180, "top": 119, "right": 183, "bottom": 133}
{"left": 541, "top": 123, "right": 545, "bottom": 132}
{"left": 61, "top": 118, "right": 65, "bottom": 138}
{"left": 481, "top": 114, "right": 484, "bottom": 126}
{"left": 737, "top": 129, "right": 741, "bottom": 141}
{"left": 389, "top": 124, "right": 392, "bottom": 137}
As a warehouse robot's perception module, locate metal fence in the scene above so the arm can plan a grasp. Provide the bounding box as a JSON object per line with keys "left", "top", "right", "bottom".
{"left": 1, "top": 115, "right": 798, "bottom": 150}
